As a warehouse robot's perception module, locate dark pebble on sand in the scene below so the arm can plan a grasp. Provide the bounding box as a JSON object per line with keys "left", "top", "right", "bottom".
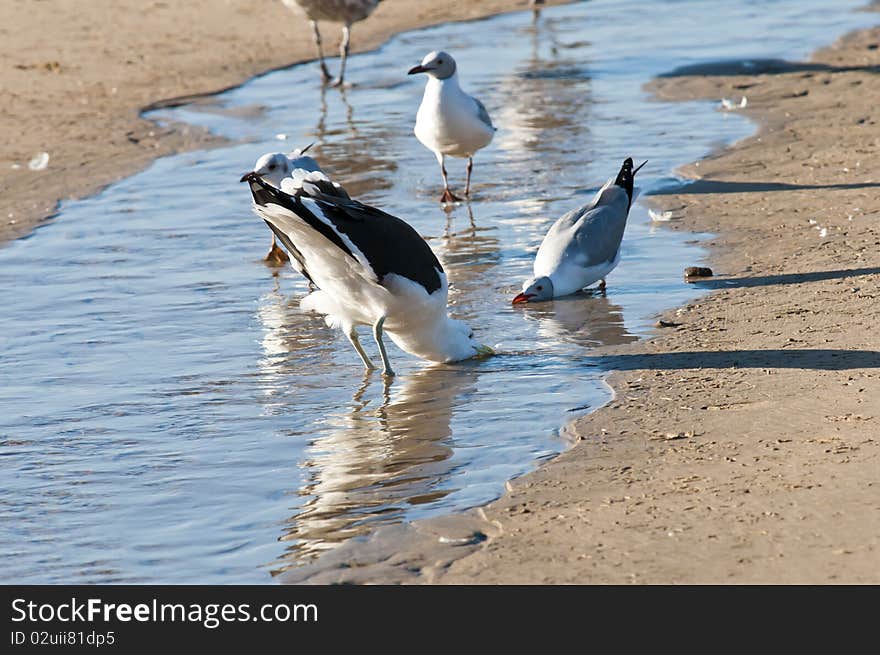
{"left": 684, "top": 266, "right": 713, "bottom": 279}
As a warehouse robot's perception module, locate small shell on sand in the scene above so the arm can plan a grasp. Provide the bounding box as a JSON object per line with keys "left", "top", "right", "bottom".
{"left": 649, "top": 208, "right": 675, "bottom": 222}
{"left": 720, "top": 96, "right": 748, "bottom": 110}
{"left": 28, "top": 152, "right": 50, "bottom": 171}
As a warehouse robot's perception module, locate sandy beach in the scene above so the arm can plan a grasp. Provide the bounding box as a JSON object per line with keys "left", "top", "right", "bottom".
{"left": 4, "top": 1, "right": 879, "bottom": 584}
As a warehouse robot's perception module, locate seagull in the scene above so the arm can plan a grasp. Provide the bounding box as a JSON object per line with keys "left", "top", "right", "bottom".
{"left": 513, "top": 158, "right": 647, "bottom": 303}
{"left": 281, "top": 0, "right": 382, "bottom": 86}
{"left": 409, "top": 51, "right": 496, "bottom": 204}
{"left": 240, "top": 167, "right": 493, "bottom": 376}
{"left": 247, "top": 144, "right": 322, "bottom": 265}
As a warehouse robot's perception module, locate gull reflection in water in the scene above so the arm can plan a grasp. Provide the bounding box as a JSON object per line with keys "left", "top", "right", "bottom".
{"left": 271, "top": 363, "right": 480, "bottom": 573}
{"left": 254, "top": 289, "right": 480, "bottom": 572}
{"left": 306, "top": 84, "right": 397, "bottom": 198}
{"left": 517, "top": 294, "right": 637, "bottom": 350}
{"left": 493, "top": 9, "right": 590, "bottom": 170}
{"left": 436, "top": 203, "right": 503, "bottom": 311}
{"left": 253, "top": 284, "right": 345, "bottom": 419}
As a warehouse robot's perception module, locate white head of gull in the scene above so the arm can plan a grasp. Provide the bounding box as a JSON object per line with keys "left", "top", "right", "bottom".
{"left": 514, "top": 158, "right": 647, "bottom": 303}
{"left": 409, "top": 50, "right": 496, "bottom": 204}
{"left": 246, "top": 145, "right": 323, "bottom": 265}
{"left": 241, "top": 166, "right": 493, "bottom": 376}
{"left": 281, "top": 0, "right": 383, "bottom": 86}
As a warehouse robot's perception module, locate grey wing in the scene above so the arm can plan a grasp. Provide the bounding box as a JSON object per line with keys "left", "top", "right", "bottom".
{"left": 473, "top": 97, "right": 495, "bottom": 130}
{"left": 568, "top": 201, "right": 629, "bottom": 266}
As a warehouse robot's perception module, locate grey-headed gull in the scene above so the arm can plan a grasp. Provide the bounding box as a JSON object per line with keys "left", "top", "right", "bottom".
{"left": 409, "top": 51, "right": 496, "bottom": 204}
{"left": 513, "top": 158, "right": 646, "bottom": 303}
{"left": 247, "top": 145, "right": 323, "bottom": 265}
{"left": 240, "top": 168, "right": 493, "bottom": 376}
{"left": 281, "top": 0, "right": 382, "bottom": 86}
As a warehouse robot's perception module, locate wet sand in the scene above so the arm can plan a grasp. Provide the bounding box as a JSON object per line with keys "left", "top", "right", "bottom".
{"left": 0, "top": 0, "right": 563, "bottom": 244}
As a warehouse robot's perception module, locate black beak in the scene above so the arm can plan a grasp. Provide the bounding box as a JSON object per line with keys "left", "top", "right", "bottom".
{"left": 240, "top": 171, "right": 255, "bottom": 183}
{"left": 633, "top": 160, "right": 648, "bottom": 175}
{"left": 408, "top": 64, "right": 427, "bottom": 75}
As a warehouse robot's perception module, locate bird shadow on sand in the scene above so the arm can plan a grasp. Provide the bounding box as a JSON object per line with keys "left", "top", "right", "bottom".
{"left": 595, "top": 349, "right": 880, "bottom": 372}
{"left": 649, "top": 179, "right": 880, "bottom": 195}
{"left": 688, "top": 266, "right": 880, "bottom": 290}
{"left": 658, "top": 58, "right": 880, "bottom": 78}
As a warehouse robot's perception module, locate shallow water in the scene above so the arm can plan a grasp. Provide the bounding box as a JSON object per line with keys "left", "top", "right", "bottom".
{"left": 2, "top": 0, "right": 874, "bottom": 583}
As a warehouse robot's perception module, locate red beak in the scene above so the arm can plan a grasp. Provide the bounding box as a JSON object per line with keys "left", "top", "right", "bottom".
{"left": 512, "top": 292, "right": 534, "bottom": 304}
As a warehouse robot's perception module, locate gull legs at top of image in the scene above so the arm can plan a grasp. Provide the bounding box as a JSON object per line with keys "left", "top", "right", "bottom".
{"left": 336, "top": 24, "right": 352, "bottom": 88}
{"left": 309, "top": 19, "right": 333, "bottom": 83}
{"left": 309, "top": 21, "right": 351, "bottom": 87}
{"left": 283, "top": 0, "right": 382, "bottom": 87}
{"left": 531, "top": 0, "right": 545, "bottom": 20}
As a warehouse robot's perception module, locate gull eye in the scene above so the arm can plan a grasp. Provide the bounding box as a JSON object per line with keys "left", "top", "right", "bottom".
{"left": 268, "top": 163, "right": 277, "bottom": 171}
{"left": 536, "top": 285, "right": 543, "bottom": 291}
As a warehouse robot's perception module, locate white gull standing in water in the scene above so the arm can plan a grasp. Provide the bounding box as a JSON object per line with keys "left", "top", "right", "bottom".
{"left": 281, "top": 0, "right": 382, "bottom": 86}
{"left": 240, "top": 167, "right": 493, "bottom": 376}
{"left": 409, "top": 51, "right": 496, "bottom": 204}
{"left": 247, "top": 144, "right": 323, "bottom": 265}
{"left": 513, "top": 158, "right": 646, "bottom": 303}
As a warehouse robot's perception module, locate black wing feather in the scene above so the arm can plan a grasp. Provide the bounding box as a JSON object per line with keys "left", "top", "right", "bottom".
{"left": 263, "top": 219, "right": 314, "bottom": 284}
{"left": 315, "top": 200, "right": 443, "bottom": 294}
{"left": 247, "top": 175, "right": 443, "bottom": 295}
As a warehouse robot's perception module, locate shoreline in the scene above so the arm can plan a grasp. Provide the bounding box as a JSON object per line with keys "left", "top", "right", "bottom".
{"left": 283, "top": 21, "right": 880, "bottom": 584}
{"left": 0, "top": 0, "right": 566, "bottom": 245}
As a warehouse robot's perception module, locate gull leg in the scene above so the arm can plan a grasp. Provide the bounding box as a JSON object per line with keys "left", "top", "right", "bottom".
{"left": 310, "top": 20, "right": 333, "bottom": 83}
{"left": 346, "top": 327, "right": 375, "bottom": 371}
{"left": 438, "top": 154, "right": 461, "bottom": 204}
{"left": 598, "top": 279, "right": 607, "bottom": 295}
{"left": 264, "top": 233, "right": 290, "bottom": 266}
{"left": 331, "top": 24, "right": 351, "bottom": 87}
{"left": 465, "top": 157, "right": 474, "bottom": 196}
{"left": 372, "top": 316, "right": 395, "bottom": 377}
